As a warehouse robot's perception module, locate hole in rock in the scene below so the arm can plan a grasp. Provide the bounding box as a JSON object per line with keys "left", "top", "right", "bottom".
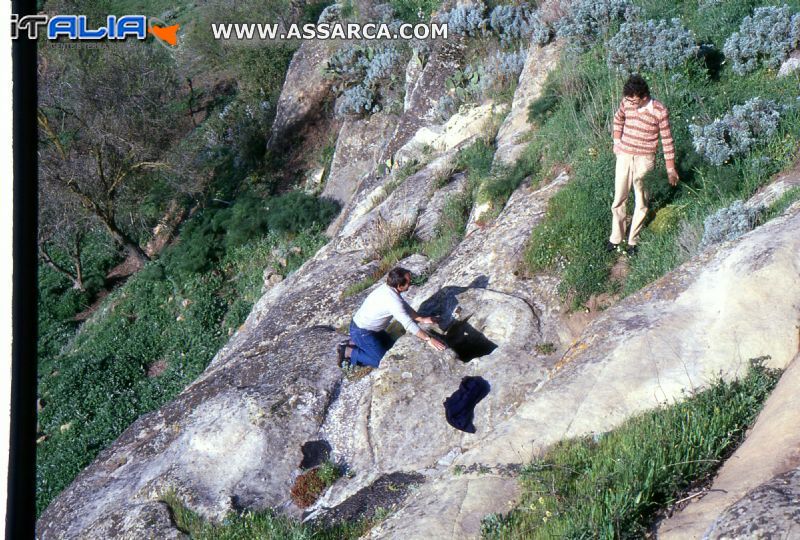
{"left": 443, "top": 318, "right": 497, "bottom": 362}
{"left": 299, "top": 439, "right": 332, "bottom": 470}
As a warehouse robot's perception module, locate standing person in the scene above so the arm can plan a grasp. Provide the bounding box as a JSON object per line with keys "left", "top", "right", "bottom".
{"left": 608, "top": 74, "right": 680, "bottom": 256}
{"left": 338, "top": 267, "right": 446, "bottom": 368}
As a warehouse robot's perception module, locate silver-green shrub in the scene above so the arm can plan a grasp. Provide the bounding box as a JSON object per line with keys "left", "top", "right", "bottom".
{"left": 436, "top": 2, "right": 488, "bottom": 37}
{"left": 555, "top": 0, "right": 638, "bottom": 47}
{"left": 334, "top": 85, "right": 376, "bottom": 116}
{"left": 689, "top": 98, "right": 783, "bottom": 165}
{"left": 327, "top": 44, "right": 404, "bottom": 117}
{"left": 607, "top": 18, "right": 697, "bottom": 74}
{"left": 364, "top": 47, "right": 403, "bottom": 87}
{"left": 723, "top": 5, "right": 800, "bottom": 75}
{"left": 489, "top": 3, "right": 552, "bottom": 46}
{"left": 479, "top": 49, "right": 527, "bottom": 92}
{"left": 700, "top": 200, "right": 761, "bottom": 248}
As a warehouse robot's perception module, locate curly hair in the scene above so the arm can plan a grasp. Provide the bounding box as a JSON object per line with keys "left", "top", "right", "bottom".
{"left": 386, "top": 267, "right": 411, "bottom": 288}
{"left": 622, "top": 74, "right": 650, "bottom": 98}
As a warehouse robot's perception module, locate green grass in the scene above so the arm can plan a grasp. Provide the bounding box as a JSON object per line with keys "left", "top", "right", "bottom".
{"left": 160, "top": 490, "right": 388, "bottom": 540}
{"left": 760, "top": 186, "right": 800, "bottom": 222}
{"left": 422, "top": 190, "right": 473, "bottom": 262}
{"left": 482, "top": 359, "right": 781, "bottom": 539}
{"left": 519, "top": 0, "right": 800, "bottom": 308}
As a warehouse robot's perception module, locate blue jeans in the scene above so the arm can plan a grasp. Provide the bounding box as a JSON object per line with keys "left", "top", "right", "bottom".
{"left": 349, "top": 321, "right": 395, "bottom": 367}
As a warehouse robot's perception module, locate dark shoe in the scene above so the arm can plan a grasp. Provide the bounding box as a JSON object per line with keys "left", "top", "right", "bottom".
{"left": 605, "top": 241, "right": 619, "bottom": 252}
{"left": 625, "top": 245, "right": 638, "bottom": 257}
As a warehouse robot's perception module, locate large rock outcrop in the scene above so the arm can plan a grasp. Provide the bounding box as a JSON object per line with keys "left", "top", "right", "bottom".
{"left": 348, "top": 201, "right": 800, "bottom": 538}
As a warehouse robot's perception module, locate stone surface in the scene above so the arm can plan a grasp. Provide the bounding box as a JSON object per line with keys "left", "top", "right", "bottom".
{"left": 327, "top": 37, "right": 466, "bottom": 238}
{"left": 365, "top": 475, "right": 520, "bottom": 539}
{"left": 703, "top": 467, "right": 800, "bottom": 539}
{"left": 657, "top": 353, "right": 800, "bottom": 539}
{"left": 266, "top": 37, "right": 335, "bottom": 151}
{"left": 321, "top": 114, "right": 396, "bottom": 207}
{"left": 366, "top": 202, "right": 800, "bottom": 539}
{"left": 414, "top": 172, "right": 469, "bottom": 242}
{"left": 37, "top": 327, "right": 343, "bottom": 539}
{"left": 493, "top": 41, "right": 563, "bottom": 166}
{"left": 393, "top": 102, "right": 508, "bottom": 168}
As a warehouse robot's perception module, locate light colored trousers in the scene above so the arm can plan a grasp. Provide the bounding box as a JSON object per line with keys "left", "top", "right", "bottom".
{"left": 610, "top": 152, "right": 655, "bottom": 246}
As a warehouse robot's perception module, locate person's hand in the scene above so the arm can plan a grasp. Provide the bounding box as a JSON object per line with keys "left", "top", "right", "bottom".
{"left": 613, "top": 141, "right": 621, "bottom": 155}
{"left": 667, "top": 168, "right": 680, "bottom": 187}
{"left": 427, "top": 336, "right": 446, "bottom": 351}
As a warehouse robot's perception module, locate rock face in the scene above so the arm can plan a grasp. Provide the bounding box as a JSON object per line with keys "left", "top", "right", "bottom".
{"left": 493, "top": 41, "right": 563, "bottom": 166}
{"left": 266, "top": 37, "right": 335, "bottom": 151}
{"left": 657, "top": 352, "right": 800, "bottom": 539}
{"left": 363, "top": 202, "right": 800, "bottom": 538}
{"left": 704, "top": 467, "right": 800, "bottom": 539}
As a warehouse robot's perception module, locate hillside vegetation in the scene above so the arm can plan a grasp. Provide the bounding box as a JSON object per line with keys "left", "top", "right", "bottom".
{"left": 35, "top": 0, "right": 800, "bottom": 533}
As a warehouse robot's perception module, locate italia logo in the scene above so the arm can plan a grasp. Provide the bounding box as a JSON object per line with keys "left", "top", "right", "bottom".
{"left": 11, "top": 14, "right": 180, "bottom": 47}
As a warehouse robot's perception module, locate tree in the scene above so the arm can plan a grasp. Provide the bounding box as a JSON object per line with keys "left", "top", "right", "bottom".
{"left": 38, "top": 42, "right": 189, "bottom": 264}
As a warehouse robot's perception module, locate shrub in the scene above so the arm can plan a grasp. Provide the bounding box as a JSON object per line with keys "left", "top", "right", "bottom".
{"left": 689, "top": 98, "right": 784, "bottom": 166}
{"left": 327, "top": 44, "right": 405, "bottom": 118}
{"left": 489, "top": 3, "right": 552, "bottom": 46}
{"left": 480, "top": 50, "right": 527, "bottom": 93}
{"left": 390, "top": 0, "right": 441, "bottom": 23}
{"left": 554, "top": 0, "right": 638, "bottom": 47}
{"left": 607, "top": 18, "right": 697, "bottom": 74}
{"left": 364, "top": 47, "right": 403, "bottom": 87}
{"left": 435, "top": 1, "right": 487, "bottom": 37}
{"left": 700, "top": 199, "right": 761, "bottom": 248}
{"left": 326, "top": 45, "right": 372, "bottom": 91}
{"left": 723, "top": 5, "right": 800, "bottom": 75}
{"left": 335, "top": 85, "right": 377, "bottom": 117}
{"left": 265, "top": 191, "right": 341, "bottom": 234}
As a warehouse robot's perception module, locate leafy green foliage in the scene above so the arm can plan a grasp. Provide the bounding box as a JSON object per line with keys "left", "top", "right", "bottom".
{"left": 483, "top": 360, "right": 781, "bottom": 539}
{"left": 164, "top": 193, "right": 338, "bottom": 273}
{"left": 390, "top": 0, "right": 441, "bottom": 23}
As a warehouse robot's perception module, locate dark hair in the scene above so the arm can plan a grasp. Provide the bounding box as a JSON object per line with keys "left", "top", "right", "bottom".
{"left": 386, "top": 267, "right": 411, "bottom": 288}
{"left": 623, "top": 74, "right": 650, "bottom": 98}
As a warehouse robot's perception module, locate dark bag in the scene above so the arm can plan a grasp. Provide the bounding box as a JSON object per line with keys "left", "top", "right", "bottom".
{"left": 443, "top": 376, "right": 490, "bottom": 433}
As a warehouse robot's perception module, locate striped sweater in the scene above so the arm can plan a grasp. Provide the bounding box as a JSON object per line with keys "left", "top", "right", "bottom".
{"left": 612, "top": 98, "right": 675, "bottom": 162}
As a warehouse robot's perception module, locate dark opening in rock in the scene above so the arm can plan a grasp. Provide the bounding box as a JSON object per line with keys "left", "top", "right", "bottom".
{"left": 443, "top": 319, "right": 497, "bottom": 362}
{"left": 299, "top": 440, "right": 331, "bottom": 470}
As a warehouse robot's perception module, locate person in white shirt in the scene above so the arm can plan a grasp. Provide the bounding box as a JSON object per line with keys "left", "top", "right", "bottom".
{"left": 339, "top": 267, "right": 446, "bottom": 368}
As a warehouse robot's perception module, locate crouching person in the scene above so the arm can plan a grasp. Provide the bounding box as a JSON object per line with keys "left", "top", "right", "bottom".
{"left": 339, "top": 267, "right": 446, "bottom": 368}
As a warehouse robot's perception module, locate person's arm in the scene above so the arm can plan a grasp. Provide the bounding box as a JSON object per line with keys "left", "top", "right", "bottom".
{"left": 612, "top": 100, "right": 625, "bottom": 153}
{"left": 392, "top": 294, "right": 445, "bottom": 350}
{"left": 415, "top": 328, "right": 446, "bottom": 351}
{"left": 659, "top": 106, "right": 679, "bottom": 186}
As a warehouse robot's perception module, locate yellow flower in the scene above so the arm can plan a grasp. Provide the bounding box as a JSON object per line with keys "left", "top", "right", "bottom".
{"left": 546, "top": 510, "right": 552, "bottom": 517}
{"left": 543, "top": 517, "right": 548, "bottom": 523}
{"left": 538, "top": 496, "right": 545, "bottom": 504}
